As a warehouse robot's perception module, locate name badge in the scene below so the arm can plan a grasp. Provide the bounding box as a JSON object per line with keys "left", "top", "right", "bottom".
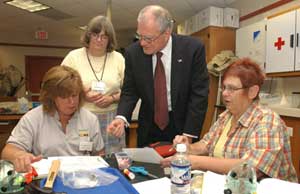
{"left": 79, "top": 129, "right": 89, "bottom": 142}
{"left": 91, "top": 81, "right": 106, "bottom": 93}
{"left": 79, "top": 141, "right": 93, "bottom": 151}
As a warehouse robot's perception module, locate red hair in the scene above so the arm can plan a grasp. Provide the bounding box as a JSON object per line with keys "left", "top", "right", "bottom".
{"left": 222, "top": 58, "right": 265, "bottom": 98}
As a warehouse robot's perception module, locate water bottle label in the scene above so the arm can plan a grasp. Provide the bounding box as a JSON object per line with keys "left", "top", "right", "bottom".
{"left": 171, "top": 164, "right": 191, "bottom": 185}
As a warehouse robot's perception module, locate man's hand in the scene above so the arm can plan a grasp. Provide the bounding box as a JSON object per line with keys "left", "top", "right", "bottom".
{"left": 13, "top": 152, "right": 43, "bottom": 173}
{"left": 107, "top": 118, "right": 125, "bottom": 138}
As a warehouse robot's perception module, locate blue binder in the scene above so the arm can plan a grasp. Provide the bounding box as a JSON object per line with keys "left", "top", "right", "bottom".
{"left": 41, "top": 167, "right": 139, "bottom": 194}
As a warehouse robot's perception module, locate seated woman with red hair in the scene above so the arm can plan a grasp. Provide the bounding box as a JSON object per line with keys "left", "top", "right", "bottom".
{"left": 161, "top": 58, "right": 298, "bottom": 183}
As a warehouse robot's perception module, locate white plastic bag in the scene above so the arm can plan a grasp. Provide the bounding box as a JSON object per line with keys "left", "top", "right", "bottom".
{"left": 59, "top": 168, "right": 118, "bottom": 189}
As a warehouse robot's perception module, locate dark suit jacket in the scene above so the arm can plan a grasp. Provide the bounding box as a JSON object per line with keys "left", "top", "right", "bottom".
{"left": 118, "top": 34, "right": 209, "bottom": 147}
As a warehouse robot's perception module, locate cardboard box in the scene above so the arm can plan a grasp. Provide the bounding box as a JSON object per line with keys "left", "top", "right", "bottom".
{"left": 197, "top": 6, "right": 224, "bottom": 30}
{"left": 223, "top": 7, "right": 239, "bottom": 28}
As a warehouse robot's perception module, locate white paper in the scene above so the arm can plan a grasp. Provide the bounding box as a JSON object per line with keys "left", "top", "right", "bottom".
{"left": 257, "top": 178, "right": 300, "bottom": 194}
{"left": 133, "top": 177, "right": 171, "bottom": 194}
{"left": 122, "top": 148, "right": 163, "bottom": 164}
{"left": 201, "top": 171, "right": 226, "bottom": 194}
{"left": 31, "top": 156, "right": 109, "bottom": 179}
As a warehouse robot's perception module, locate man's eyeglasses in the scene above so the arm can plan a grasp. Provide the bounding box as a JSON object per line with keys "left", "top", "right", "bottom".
{"left": 135, "top": 31, "right": 164, "bottom": 44}
{"left": 221, "top": 85, "right": 247, "bottom": 93}
{"left": 90, "top": 32, "right": 109, "bottom": 41}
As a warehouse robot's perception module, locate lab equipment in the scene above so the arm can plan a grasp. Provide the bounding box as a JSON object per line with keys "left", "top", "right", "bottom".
{"left": 115, "top": 152, "right": 132, "bottom": 170}
{"left": 224, "top": 162, "right": 257, "bottom": 194}
{"left": 0, "top": 160, "right": 25, "bottom": 193}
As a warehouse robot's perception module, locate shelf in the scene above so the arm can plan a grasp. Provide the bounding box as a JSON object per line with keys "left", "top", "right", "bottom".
{"left": 267, "top": 71, "right": 300, "bottom": 77}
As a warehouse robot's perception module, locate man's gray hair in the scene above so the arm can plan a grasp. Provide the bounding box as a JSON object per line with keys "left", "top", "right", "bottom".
{"left": 137, "top": 5, "right": 174, "bottom": 32}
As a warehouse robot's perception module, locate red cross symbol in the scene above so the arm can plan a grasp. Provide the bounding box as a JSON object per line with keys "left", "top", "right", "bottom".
{"left": 274, "top": 37, "right": 285, "bottom": 50}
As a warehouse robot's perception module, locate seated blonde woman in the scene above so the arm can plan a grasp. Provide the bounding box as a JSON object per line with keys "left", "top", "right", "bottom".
{"left": 1, "top": 66, "right": 104, "bottom": 172}
{"left": 161, "top": 58, "right": 298, "bottom": 183}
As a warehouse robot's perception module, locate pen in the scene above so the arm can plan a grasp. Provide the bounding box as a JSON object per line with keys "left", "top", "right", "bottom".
{"left": 168, "top": 147, "right": 175, "bottom": 152}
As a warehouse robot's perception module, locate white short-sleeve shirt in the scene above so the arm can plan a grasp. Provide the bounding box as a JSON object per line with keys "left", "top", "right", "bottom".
{"left": 7, "top": 105, "right": 104, "bottom": 156}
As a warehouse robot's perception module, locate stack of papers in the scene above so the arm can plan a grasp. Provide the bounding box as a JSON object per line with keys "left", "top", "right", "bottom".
{"left": 122, "top": 148, "right": 163, "bottom": 164}
{"left": 200, "top": 171, "right": 300, "bottom": 194}
{"left": 257, "top": 178, "right": 300, "bottom": 194}
{"left": 133, "top": 177, "right": 171, "bottom": 194}
{"left": 201, "top": 171, "right": 226, "bottom": 194}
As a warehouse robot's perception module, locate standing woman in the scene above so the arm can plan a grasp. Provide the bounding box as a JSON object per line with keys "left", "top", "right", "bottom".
{"left": 62, "top": 15, "right": 125, "bottom": 155}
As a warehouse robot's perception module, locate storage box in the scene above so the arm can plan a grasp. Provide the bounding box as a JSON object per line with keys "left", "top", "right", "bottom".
{"left": 197, "top": 6, "right": 223, "bottom": 30}
{"left": 223, "top": 7, "right": 239, "bottom": 28}
{"left": 184, "top": 15, "right": 198, "bottom": 35}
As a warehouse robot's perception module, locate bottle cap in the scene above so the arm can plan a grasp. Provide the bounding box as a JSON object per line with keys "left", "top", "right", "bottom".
{"left": 176, "top": 144, "right": 186, "bottom": 152}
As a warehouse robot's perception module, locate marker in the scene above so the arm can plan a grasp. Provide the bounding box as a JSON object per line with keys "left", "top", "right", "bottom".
{"left": 123, "top": 169, "right": 135, "bottom": 180}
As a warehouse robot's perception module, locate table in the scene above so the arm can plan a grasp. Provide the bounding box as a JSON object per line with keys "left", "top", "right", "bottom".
{"left": 105, "top": 155, "right": 166, "bottom": 184}
{"left": 0, "top": 114, "right": 23, "bottom": 151}
{"left": 23, "top": 155, "right": 166, "bottom": 193}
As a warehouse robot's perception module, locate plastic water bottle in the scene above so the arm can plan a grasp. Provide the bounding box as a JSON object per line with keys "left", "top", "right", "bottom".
{"left": 171, "top": 144, "right": 191, "bottom": 194}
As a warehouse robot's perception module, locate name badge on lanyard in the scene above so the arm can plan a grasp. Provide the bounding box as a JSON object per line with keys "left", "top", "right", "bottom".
{"left": 79, "top": 129, "right": 93, "bottom": 152}
{"left": 91, "top": 80, "right": 106, "bottom": 94}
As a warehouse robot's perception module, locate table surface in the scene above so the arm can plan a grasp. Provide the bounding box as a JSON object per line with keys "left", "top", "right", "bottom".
{"left": 105, "top": 155, "right": 166, "bottom": 184}
{"left": 23, "top": 155, "right": 166, "bottom": 193}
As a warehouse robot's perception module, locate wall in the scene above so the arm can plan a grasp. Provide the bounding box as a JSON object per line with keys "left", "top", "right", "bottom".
{"left": 0, "top": 27, "right": 133, "bottom": 49}
{"left": 231, "top": 0, "right": 300, "bottom": 107}
{"left": 0, "top": 46, "right": 71, "bottom": 97}
{"left": 231, "top": 0, "right": 300, "bottom": 27}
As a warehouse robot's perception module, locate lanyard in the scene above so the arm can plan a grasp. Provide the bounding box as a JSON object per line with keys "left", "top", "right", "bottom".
{"left": 86, "top": 49, "right": 107, "bottom": 81}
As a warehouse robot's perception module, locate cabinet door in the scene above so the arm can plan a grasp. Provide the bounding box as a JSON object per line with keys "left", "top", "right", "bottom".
{"left": 281, "top": 116, "right": 300, "bottom": 182}
{"left": 266, "top": 10, "right": 296, "bottom": 73}
{"left": 295, "top": 10, "right": 300, "bottom": 71}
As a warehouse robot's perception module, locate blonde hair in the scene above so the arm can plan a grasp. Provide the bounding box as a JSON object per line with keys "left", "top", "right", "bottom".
{"left": 39, "top": 66, "right": 84, "bottom": 114}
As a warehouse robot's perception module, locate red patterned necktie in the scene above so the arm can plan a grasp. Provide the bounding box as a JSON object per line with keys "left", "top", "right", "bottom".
{"left": 154, "top": 52, "right": 169, "bottom": 130}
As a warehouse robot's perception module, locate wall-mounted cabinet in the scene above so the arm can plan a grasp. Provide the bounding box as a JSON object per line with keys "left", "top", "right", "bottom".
{"left": 236, "top": 20, "right": 266, "bottom": 71}
{"left": 266, "top": 9, "right": 300, "bottom": 73}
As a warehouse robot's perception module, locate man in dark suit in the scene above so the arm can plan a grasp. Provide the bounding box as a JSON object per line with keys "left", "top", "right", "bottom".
{"left": 107, "top": 5, "right": 209, "bottom": 147}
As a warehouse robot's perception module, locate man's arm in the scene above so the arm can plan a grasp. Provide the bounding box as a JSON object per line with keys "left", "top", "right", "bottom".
{"left": 117, "top": 47, "right": 140, "bottom": 121}
{"left": 184, "top": 40, "right": 209, "bottom": 137}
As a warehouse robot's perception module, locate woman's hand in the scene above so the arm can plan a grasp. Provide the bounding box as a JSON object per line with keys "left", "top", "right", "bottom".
{"left": 174, "top": 135, "right": 191, "bottom": 147}
{"left": 13, "top": 152, "right": 43, "bottom": 173}
{"left": 84, "top": 88, "right": 103, "bottom": 102}
{"left": 94, "top": 95, "right": 114, "bottom": 108}
{"left": 84, "top": 88, "right": 114, "bottom": 108}
{"left": 160, "top": 156, "right": 173, "bottom": 168}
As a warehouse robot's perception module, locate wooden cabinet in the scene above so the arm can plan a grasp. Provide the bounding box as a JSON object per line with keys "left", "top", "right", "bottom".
{"left": 191, "top": 26, "right": 236, "bottom": 137}
{"left": 0, "top": 115, "right": 21, "bottom": 152}
{"left": 281, "top": 116, "right": 300, "bottom": 181}
{"left": 266, "top": 9, "right": 300, "bottom": 73}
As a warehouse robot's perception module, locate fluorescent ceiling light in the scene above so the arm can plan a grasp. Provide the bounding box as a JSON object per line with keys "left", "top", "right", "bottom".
{"left": 5, "top": 0, "right": 50, "bottom": 12}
